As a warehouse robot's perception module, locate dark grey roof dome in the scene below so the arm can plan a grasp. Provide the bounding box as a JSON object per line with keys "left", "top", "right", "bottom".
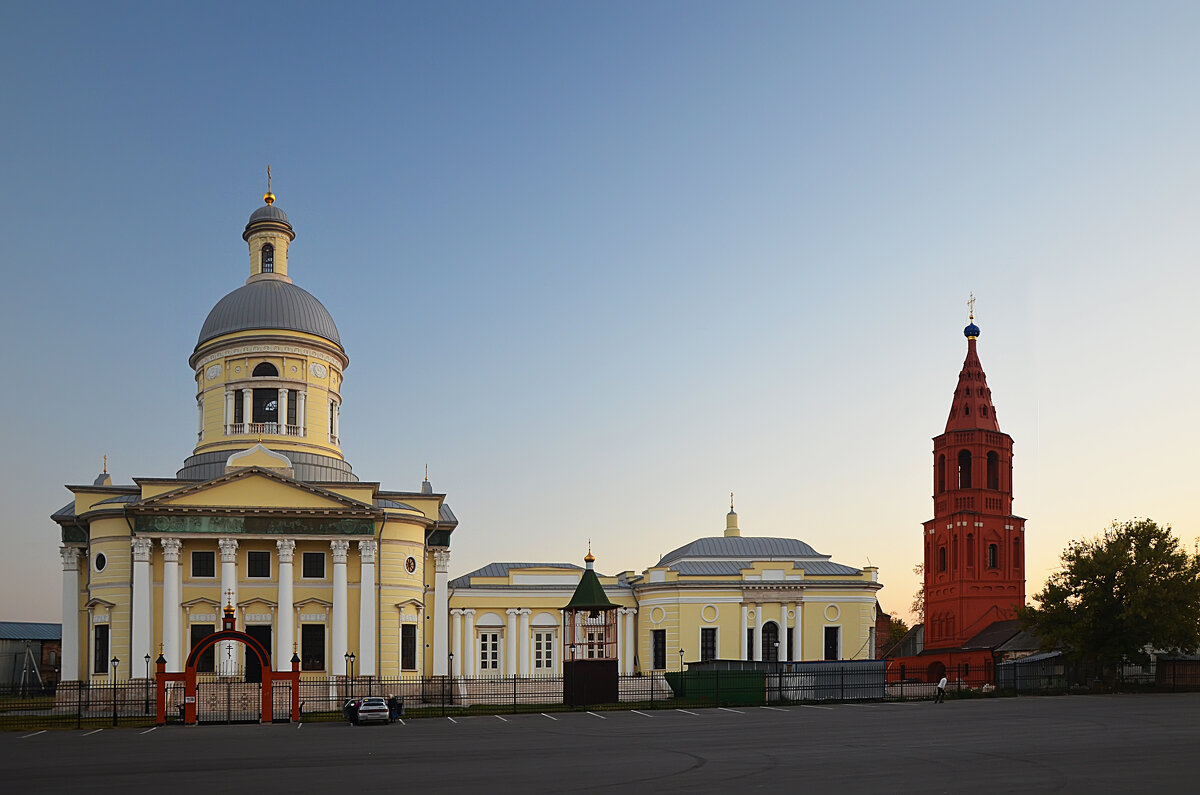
{"left": 197, "top": 279, "right": 341, "bottom": 348}
{"left": 247, "top": 204, "right": 290, "bottom": 226}
{"left": 657, "top": 536, "right": 823, "bottom": 567}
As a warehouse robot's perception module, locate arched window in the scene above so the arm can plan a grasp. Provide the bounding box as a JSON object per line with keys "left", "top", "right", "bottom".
{"left": 252, "top": 362, "right": 278, "bottom": 377}
{"left": 957, "top": 450, "right": 972, "bottom": 489}
{"left": 937, "top": 455, "right": 946, "bottom": 493}
{"left": 952, "top": 535, "right": 958, "bottom": 570}
{"left": 987, "top": 544, "right": 998, "bottom": 569}
{"left": 964, "top": 404, "right": 970, "bottom": 416}
{"left": 967, "top": 534, "right": 975, "bottom": 567}
{"left": 1013, "top": 537, "right": 1021, "bottom": 567}
{"left": 938, "top": 546, "right": 947, "bottom": 573}
{"left": 261, "top": 243, "right": 275, "bottom": 273}
{"left": 987, "top": 451, "right": 1000, "bottom": 490}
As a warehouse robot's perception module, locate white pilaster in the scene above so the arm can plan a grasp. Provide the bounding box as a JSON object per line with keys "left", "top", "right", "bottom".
{"left": 432, "top": 548, "right": 450, "bottom": 675}
{"left": 296, "top": 390, "right": 306, "bottom": 435}
{"left": 518, "top": 608, "right": 531, "bottom": 677}
{"left": 451, "top": 609, "right": 463, "bottom": 676}
{"left": 793, "top": 601, "right": 803, "bottom": 661}
{"left": 462, "top": 609, "right": 476, "bottom": 677}
{"left": 331, "top": 539, "right": 349, "bottom": 675}
{"left": 753, "top": 603, "right": 762, "bottom": 661}
{"left": 241, "top": 389, "right": 252, "bottom": 427}
{"left": 131, "top": 537, "right": 154, "bottom": 677}
{"left": 740, "top": 605, "right": 749, "bottom": 661}
{"left": 615, "top": 609, "right": 624, "bottom": 672}
{"left": 224, "top": 389, "right": 234, "bottom": 432}
{"left": 278, "top": 388, "right": 288, "bottom": 432}
{"left": 780, "top": 603, "right": 788, "bottom": 661}
{"left": 197, "top": 397, "right": 204, "bottom": 441}
{"left": 161, "top": 539, "right": 182, "bottom": 672}
{"left": 505, "top": 609, "right": 519, "bottom": 676}
{"left": 624, "top": 608, "right": 636, "bottom": 674}
{"left": 59, "top": 547, "right": 81, "bottom": 681}
{"left": 358, "top": 539, "right": 377, "bottom": 677}
{"left": 218, "top": 537, "right": 239, "bottom": 674}
{"left": 276, "top": 539, "right": 295, "bottom": 670}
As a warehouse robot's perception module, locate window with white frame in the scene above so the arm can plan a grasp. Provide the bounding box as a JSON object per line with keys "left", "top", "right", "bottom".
{"left": 701, "top": 627, "right": 717, "bottom": 662}
{"left": 534, "top": 631, "right": 554, "bottom": 671}
{"left": 479, "top": 632, "right": 500, "bottom": 671}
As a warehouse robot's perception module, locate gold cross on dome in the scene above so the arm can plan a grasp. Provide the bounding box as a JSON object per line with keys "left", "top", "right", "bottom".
{"left": 267, "top": 164, "right": 272, "bottom": 194}
{"left": 967, "top": 292, "right": 976, "bottom": 321}
{"left": 224, "top": 588, "right": 235, "bottom": 608}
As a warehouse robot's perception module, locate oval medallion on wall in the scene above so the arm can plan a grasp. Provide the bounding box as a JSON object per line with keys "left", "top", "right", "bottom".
{"left": 205, "top": 364, "right": 222, "bottom": 380}
{"left": 310, "top": 362, "right": 328, "bottom": 378}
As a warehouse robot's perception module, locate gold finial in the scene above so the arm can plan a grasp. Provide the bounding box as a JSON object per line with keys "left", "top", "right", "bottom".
{"left": 293, "top": 641, "right": 298, "bottom": 654}
{"left": 223, "top": 588, "right": 236, "bottom": 614}
{"left": 424, "top": 463, "right": 429, "bottom": 482}
{"left": 103, "top": 454, "right": 107, "bottom": 474}
{"left": 158, "top": 642, "right": 164, "bottom": 655}
{"left": 263, "top": 164, "right": 275, "bottom": 205}
{"left": 968, "top": 291, "right": 976, "bottom": 322}
{"left": 730, "top": 491, "right": 735, "bottom": 512}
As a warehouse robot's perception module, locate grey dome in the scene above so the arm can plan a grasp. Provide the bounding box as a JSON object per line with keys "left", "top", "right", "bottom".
{"left": 197, "top": 279, "right": 341, "bottom": 348}
{"left": 247, "top": 204, "right": 290, "bottom": 226}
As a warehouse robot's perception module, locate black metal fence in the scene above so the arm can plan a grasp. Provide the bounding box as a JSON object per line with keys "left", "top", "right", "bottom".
{"left": 0, "top": 681, "right": 158, "bottom": 731}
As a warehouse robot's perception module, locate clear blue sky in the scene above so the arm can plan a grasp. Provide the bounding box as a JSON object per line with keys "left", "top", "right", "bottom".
{"left": 3, "top": 2, "right": 1199, "bottom": 622}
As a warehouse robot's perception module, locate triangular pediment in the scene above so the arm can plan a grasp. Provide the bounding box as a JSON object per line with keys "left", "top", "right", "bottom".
{"left": 136, "top": 467, "right": 377, "bottom": 514}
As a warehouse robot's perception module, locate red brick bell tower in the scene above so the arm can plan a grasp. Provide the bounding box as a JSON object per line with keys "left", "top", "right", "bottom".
{"left": 923, "top": 305, "right": 1026, "bottom": 650}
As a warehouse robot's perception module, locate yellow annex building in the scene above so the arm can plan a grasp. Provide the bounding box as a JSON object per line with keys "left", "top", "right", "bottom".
{"left": 51, "top": 190, "right": 883, "bottom": 685}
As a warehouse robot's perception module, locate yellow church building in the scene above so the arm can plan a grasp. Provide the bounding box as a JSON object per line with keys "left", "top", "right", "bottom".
{"left": 51, "top": 189, "right": 882, "bottom": 686}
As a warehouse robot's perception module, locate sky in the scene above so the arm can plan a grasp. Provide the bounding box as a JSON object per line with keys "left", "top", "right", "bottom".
{"left": 2, "top": 2, "right": 1199, "bottom": 624}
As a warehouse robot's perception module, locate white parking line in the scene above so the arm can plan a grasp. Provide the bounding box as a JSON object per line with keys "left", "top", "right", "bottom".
{"left": 20, "top": 730, "right": 46, "bottom": 739}
{"left": 762, "top": 706, "right": 787, "bottom": 712}
{"left": 297, "top": 723, "right": 303, "bottom": 729}
{"left": 718, "top": 707, "right": 744, "bottom": 714}
{"left": 799, "top": 705, "right": 834, "bottom": 711}
{"left": 83, "top": 729, "right": 104, "bottom": 736}
{"left": 676, "top": 709, "right": 698, "bottom": 716}
{"left": 140, "top": 727, "right": 157, "bottom": 735}
{"left": 586, "top": 711, "right": 606, "bottom": 720}
{"left": 447, "top": 717, "right": 458, "bottom": 724}
{"left": 397, "top": 718, "right": 405, "bottom": 726}
{"left": 631, "top": 710, "right": 653, "bottom": 718}
{"left": 495, "top": 715, "right": 508, "bottom": 723}
{"left": 541, "top": 713, "right": 558, "bottom": 721}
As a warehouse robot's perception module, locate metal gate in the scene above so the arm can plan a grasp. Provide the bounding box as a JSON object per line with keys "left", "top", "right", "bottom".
{"left": 196, "top": 676, "right": 263, "bottom": 724}
{"left": 271, "top": 681, "right": 292, "bottom": 723}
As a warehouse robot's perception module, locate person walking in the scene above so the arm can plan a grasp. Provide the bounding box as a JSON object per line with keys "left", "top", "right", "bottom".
{"left": 936, "top": 675, "right": 947, "bottom": 703}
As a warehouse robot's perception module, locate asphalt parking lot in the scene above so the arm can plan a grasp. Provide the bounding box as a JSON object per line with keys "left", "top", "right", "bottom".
{"left": 2, "top": 693, "right": 1198, "bottom": 793}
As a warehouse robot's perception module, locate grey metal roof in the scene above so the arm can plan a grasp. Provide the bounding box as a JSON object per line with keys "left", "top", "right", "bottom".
{"left": 0, "top": 622, "right": 61, "bottom": 641}
{"left": 374, "top": 498, "right": 417, "bottom": 510}
{"left": 438, "top": 504, "right": 458, "bottom": 525}
{"left": 96, "top": 494, "right": 140, "bottom": 505}
{"left": 247, "top": 204, "right": 290, "bottom": 226}
{"left": 669, "top": 559, "right": 860, "bottom": 576}
{"left": 450, "top": 562, "right": 582, "bottom": 589}
{"left": 52, "top": 501, "right": 76, "bottom": 521}
{"left": 657, "top": 536, "right": 824, "bottom": 566}
{"left": 196, "top": 279, "right": 341, "bottom": 348}
{"left": 996, "top": 650, "right": 1062, "bottom": 666}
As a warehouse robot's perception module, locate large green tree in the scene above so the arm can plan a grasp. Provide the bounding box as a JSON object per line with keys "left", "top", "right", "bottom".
{"left": 1021, "top": 519, "right": 1200, "bottom": 667}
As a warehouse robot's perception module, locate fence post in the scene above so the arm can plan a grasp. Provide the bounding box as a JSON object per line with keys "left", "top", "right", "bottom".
{"left": 441, "top": 675, "right": 446, "bottom": 717}
{"left": 112, "top": 683, "right": 118, "bottom": 727}
{"left": 715, "top": 670, "right": 720, "bottom": 707}
{"left": 840, "top": 667, "right": 845, "bottom": 702}
{"left": 513, "top": 674, "right": 518, "bottom": 715}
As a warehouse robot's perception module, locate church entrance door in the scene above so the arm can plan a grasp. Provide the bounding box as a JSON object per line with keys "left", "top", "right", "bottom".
{"left": 245, "top": 625, "right": 272, "bottom": 684}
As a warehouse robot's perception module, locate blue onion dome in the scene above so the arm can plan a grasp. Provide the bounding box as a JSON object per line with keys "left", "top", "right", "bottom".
{"left": 964, "top": 322, "right": 980, "bottom": 339}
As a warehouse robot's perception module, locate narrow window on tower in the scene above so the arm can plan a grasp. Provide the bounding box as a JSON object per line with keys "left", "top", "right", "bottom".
{"left": 287, "top": 389, "right": 298, "bottom": 426}
{"left": 652, "top": 629, "right": 667, "bottom": 670}
{"left": 400, "top": 624, "right": 417, "bottom": 670}
{"left": 952, "top": 535, "right": 958, "bottom": 570}
{"left": 937, "top": 455, "right": 947, "bottom": 493}
{"left": 987, "top": 451, "right": 1000, "bottom": 490}
{"left": 261, "top": 243, "right": 274, "bottom": 273}
{"left": 938, "top": 546, "right": 947, "bottom": 573}
{"left": 957, "top": 450, "right": 972, "bottom": 489}
{"left": 987, "top": 544, "right": 998, "bottom": 569}
{"left": 967, "top": 534, "right": 975, "bottom": 567}
{"left": 1013, "top": 537, "right": 1021, "bottom": 567}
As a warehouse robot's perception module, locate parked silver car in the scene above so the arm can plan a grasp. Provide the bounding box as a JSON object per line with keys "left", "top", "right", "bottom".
{"left": 355, "top": 697, "right": 390, "bottom": 725}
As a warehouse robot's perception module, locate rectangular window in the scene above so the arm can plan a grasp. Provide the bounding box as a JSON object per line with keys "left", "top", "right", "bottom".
{"left": 302, "top": 552, "right": 325, "bottom": 579}
{"left": 287, "top": 389, "right": 298, "bottom": 425}
{"left": 190, "top": 624, "right": 215, "bottom": 673}
{"left": 585, "top": 629, "right": 605, "bottom": 659}
{"left": 93, "top": 624, "right": 110, "bottom": 674}
{"left": 534, "top": 631, "right": 554, "bottom": 670}
{"left": 247, "top": 550, "right": 271, "bottom": 578}
{"left": 700, "top": 627, "right": 717, "bottom": 662}
{"left": 824, "top": 626, "right": 840, "bottom": 661}
{"left": 652, "top": 629, "right": 666, "bottom": 671}
{"left": 301, "top": 624, "right": 326, "bottom": 672}
{"left": 479, "top": 632, "right": 499, "bottom": 671}
{"left": 747, "top": 628, "right": 754, "bottom": 659}
{"left": 987, "top": 544, "right": 998, "bottom": 569}
{"left": 400, "top": 624, "right": 417, "bottom": 671}
{"left": 234, "top": 397, "right": 244, "bottom": 425}
{"left": 786, "top": 627, "right": 794, "bottom": 660}
{"left": 192, "top": 551, "right": 215, "bottom": 578}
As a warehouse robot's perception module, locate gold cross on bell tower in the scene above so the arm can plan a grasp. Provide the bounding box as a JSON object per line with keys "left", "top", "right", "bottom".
{"left": 264, "top": 164, "right": 275, "bottom": 205}
{"left": 967, "top": 292, "right": 976, "bottom": 321}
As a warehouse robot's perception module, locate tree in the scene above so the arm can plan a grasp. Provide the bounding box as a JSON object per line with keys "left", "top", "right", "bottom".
{"left": 1021, "top": 519, "right": 1200, "bottom": 670}
{"left": 911, "top": 563, "right": 924, "bottom": 624}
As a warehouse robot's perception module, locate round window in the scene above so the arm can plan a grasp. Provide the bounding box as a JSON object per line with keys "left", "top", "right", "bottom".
{"left": 95, "top": 553, "right": 107, "bottom": 572}
{"left": 405, "top": 556, "right": 417, "bottom": 573}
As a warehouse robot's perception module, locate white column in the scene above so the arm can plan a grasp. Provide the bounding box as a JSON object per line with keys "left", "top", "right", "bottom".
{"left": 130, "top": 537, "right": 153, "bottom": 677}
{"left": 615, "top": 609, "right": 624, "bottom": 672}
{"left": 505, "top": 609, "right": 519, "bottom": 675}
{"left": 59, "top": 547, "right": 81, "bottom": 681}
{"left": 780, "top": 603, "right": 788, "bottom": 661}
{"left": 197, "top": 398, "right": 204, "bottom": 440}
{"left": 624, "top": 608, "right": 636, "bottom": 674}
{"left": 331, "top": 539, "right": 349, "bottom": 676}
{"left": 276, "top": 539, "right": 295, "bottom": 670}
{"left": 518, "top": 608, "right": 531, "bottom": 677}
{"left": 358, "top": 539, "right": 377, "bottom": 677}
{"left": 224, "top": 389, "right": 234, "bottom": 432}
{"left": 432, "top": 548, "right": 450, "bottom": 675}
{"left": 296, "top": 390, "right": 307, "bottom": 435}
{"left": 740, "top": 605, "right": 749, "bottom": 660}
{"left": 218, "top": 537, "right": 239, "bottom": 674}
{"left": 161, "top": 539, "right": 182, "bottom": 673}
{"left": 451, "top": 609, "right": 463, "bottom": 676}
{"left": 793, "top": 601, "right": 803, "bottom": 661}
{"left": 462, "top": 609, "right": 476, "bottom": 677}
{"left": 241, "top": 389, "right": 252, "bottom": 427}
{"left": 278, "top": 388, "right": 288, "bottom": 433}
{"left": 753, "top": 603, "right": 762, "bottom": 661}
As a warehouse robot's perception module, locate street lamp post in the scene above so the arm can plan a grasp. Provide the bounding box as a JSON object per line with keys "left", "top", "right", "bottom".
{"left": 773, "top": 641, "right": 781, "bottom": 703}
{"left": 144, "top": 654, "right": 151, "bottom": 714}
{"left": 679, "top": 648, "right": 685, "bottom": 672}
{"left": 110, "top": 657, "right": 119, "bottom": 726}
